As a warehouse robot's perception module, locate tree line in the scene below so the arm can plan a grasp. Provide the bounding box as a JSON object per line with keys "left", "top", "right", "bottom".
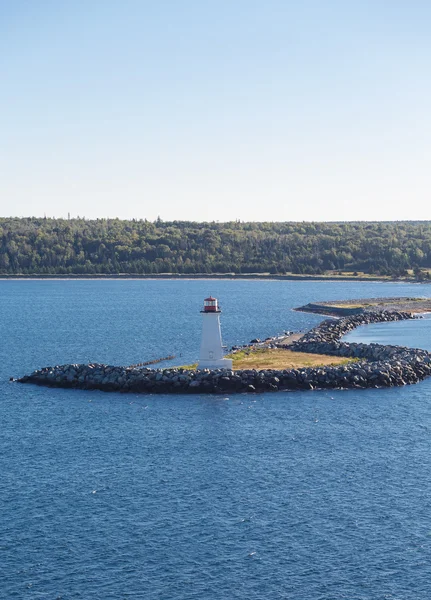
{"left": 1, "top": 217, "right": 431, "bottom": 277}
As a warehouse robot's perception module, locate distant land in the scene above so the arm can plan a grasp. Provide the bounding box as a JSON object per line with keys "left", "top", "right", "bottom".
{"left": 1, "top": 217, "right": 431, "bottom": 280}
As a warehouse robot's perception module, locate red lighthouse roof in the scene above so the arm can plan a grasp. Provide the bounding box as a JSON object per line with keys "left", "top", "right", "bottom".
{"left": 202, "top": 296, "right": 220, "bottom": 313}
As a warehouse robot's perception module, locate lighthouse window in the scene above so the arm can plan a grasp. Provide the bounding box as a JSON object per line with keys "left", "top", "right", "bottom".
{"left": 209, "top": 351, "right": 214, "bottom": 359}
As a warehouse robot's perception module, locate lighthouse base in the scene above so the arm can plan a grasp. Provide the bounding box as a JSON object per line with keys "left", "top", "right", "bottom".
{"left": 197, "top": 358, "right": 233, "bottom": 371}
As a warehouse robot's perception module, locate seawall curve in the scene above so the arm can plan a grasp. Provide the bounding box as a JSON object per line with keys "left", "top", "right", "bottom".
{"left": 17, "top": 309, "right": 431, "bottom": 394}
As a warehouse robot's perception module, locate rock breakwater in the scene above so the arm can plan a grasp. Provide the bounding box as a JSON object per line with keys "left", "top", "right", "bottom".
{"left": 18, "top": 309, "right": 431, "bottom": 394}
{"left": 296, "top": 297, "right": 431, "bottom": 317}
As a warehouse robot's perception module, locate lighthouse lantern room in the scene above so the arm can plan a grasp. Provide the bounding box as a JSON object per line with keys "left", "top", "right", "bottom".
{"left": 197, "top": 296, "right": 233, "bottom": 370}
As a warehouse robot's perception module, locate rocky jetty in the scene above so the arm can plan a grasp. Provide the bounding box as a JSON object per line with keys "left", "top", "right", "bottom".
{"left": 296, "top": 296, "right": 431, "bottom": 317}
{"left": 290, "top": 309, "right": 416, "bottom": 345}
{"left": 18, "top": 309, "right": 431, "bottom": 394}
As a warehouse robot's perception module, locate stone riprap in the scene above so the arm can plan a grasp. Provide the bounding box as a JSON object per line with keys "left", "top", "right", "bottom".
{"left": 290, "top": 309, "right": 416, "bottom": 345}
{"left": 18, "top": 310, "right": 431, "bottom": 394}
{"left": 296, "top": 296, "right": 431, "bottom": 317}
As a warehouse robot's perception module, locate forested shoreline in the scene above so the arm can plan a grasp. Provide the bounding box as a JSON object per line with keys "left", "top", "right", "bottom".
{"left": 1, "top": 217, "right": 431, "bottom": 278}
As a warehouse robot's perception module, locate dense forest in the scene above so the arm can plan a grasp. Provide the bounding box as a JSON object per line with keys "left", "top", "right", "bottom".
{"left": 1, "top": 217, "right": 431, "bottom": 277}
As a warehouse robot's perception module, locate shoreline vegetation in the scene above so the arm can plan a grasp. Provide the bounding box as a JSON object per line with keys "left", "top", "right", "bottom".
{"left": 0, "top": 273, "right": 412, "bottom": 283}
{"left": 2, "top": 218, "right": 431, "bottom": 281}
{"left": 0, "top": 273, "right": 428, "bottom": 282}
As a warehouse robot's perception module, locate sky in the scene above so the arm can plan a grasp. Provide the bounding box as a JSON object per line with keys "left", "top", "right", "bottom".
{"left": 1, "top": 0, "right": 431, "bottom": 222}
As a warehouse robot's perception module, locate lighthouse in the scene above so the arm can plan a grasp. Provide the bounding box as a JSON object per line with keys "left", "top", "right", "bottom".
{"left": 197, "top": 296, "right": 233, "bottom": 370}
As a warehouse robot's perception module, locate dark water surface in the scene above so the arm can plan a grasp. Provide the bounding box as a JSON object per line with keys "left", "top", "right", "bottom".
{"left": 2, "top": 280, "right": 431, "bottom": 599}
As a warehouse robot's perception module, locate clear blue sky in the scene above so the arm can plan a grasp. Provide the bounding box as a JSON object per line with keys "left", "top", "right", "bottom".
{"left": 1, "top": 0, "right": 430, "bottom": 221}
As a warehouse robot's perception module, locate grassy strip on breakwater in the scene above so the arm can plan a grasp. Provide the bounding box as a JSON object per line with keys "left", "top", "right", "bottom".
{"left": 227, "top": 348, "right": 354, "bottom": 370}
{"left": 178, "top": 348, "right": 354, "bottom": 371}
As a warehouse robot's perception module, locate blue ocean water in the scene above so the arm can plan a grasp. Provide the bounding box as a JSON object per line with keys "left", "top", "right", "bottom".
{"left": 2, "top": 279, "right": 431, "bottom": 599}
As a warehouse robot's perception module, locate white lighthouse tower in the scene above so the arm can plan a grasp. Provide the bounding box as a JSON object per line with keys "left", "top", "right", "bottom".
{"left": 197, "top": 296, "right": 233, "bottom": 370}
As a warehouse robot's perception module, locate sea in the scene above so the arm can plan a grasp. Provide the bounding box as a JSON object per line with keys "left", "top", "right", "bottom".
{"left": 2, "top": 279, "right": 431, "bottom": 599}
